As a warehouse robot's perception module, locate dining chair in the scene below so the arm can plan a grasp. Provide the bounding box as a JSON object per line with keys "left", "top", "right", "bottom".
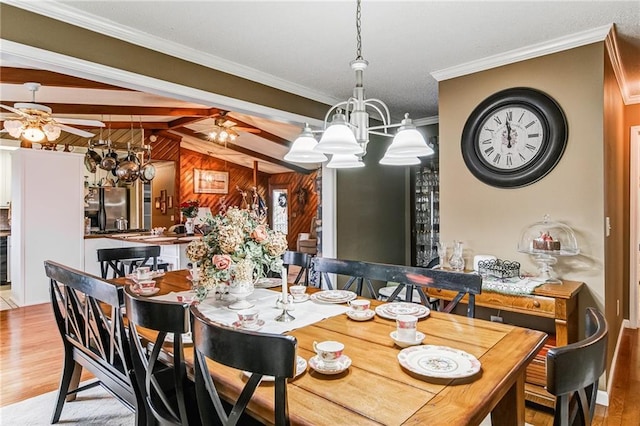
{"left": 311, "top": 257, "right": 377, "bottom": 298}
{"left": 124, "top": 286, "right": 200, "bottom": 426}
{"left": 97, "top": 245, "right": 163, "bottom": 279}
{"left": 44, "top": 260, "right": 145, "bottom": 425}
{"left": 283, "top": 250, "right": 311, "bottom": 286}
{"left": 546, "top": 307, "right": 608, "bottom": 426}
{"left": 190, "top": 304, "right": 297, "bottom": 426}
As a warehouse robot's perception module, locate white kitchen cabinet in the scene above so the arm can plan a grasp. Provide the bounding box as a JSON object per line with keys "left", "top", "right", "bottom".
{"left": 159, "top": 243, "right": 190, "bottom": 271}
{"left": 0, "top": 150, "right": 12, "bottom": 208}
{"left": 11, "top": 149, "right": 84, "bottom": 306}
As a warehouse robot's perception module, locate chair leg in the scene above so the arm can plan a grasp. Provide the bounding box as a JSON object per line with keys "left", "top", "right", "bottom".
{"left": 51, "top": 349, "right": 81, "bottom": 424}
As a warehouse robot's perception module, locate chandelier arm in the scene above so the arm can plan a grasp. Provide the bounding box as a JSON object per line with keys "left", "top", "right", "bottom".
{"left": 368, "top": 130, "right": 395, "bottom": 138}
{"left": 363, "top": 99, "right": 391, "bottom": 125}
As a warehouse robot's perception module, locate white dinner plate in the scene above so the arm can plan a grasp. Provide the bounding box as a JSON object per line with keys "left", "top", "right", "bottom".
{"left": 243, "top": 356, "right": 307, "bottom": 382}
{"left": 254, "top": 277, "right": 282, "bottom": 288}
{"left": 375, "top": 302, "right": 430, "bottom": 320}
{"left": 311, "top": 290, "right": 357, "bottom": 304}
{"left": 397, "top": 345, "right": 481, "bottom": 379}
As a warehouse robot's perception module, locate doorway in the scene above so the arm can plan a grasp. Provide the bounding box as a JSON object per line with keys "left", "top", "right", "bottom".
{"left": 631, "top": 126, "right": 640, "bottom": 328}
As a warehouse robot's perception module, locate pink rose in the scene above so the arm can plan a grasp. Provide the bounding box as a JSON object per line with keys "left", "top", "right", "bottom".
{"left": 213, "top": 254, "right": 232, "bottom": 270}
{"left": 251, "top": 225, "right": 268, "bottom": 243}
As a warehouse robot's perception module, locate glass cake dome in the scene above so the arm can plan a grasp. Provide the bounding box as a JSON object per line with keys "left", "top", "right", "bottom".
{"left": 517, "top": 214, "right": 579, "bottom": 283}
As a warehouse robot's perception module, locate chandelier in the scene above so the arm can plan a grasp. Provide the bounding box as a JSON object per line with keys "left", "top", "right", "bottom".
{"left": 284, "top": 0, "right": 434, "bottom": 168}
{"left": 3, "top": 111, "right": 62, "bottom": 142}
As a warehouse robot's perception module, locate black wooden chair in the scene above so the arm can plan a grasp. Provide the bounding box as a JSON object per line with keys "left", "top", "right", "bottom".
{"left": 44, "top": 260, "right": 145, "bottom": 425}
{"left": 311, "top": 257, "right": 376, "bottom": 298}
{"left": 546, "top": 307, "right": 608, "bottom": 426}
{"left": 190, "top": 304, "right": 297, "bottom": 426}
{"left": 97, "top": 245, "right": 164, "bottom": 279}
{"left": 124, "top": 286, "right": 200, "bottom": 426}
{"left": 283, "top": 250, "right": 311, "bottom": 286}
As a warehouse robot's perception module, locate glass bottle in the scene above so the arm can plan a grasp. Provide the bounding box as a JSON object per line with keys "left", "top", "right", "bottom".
{"left": 449, "top": 240, "right": 465, "bottom": 271}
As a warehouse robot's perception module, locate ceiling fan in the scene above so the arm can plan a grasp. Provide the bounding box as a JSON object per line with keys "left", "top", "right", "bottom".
{"left": 206, "top": 112, "right": 260, "bottom": 144}
{"left": 0, "top": 82, "right": 105, "bottom": 142}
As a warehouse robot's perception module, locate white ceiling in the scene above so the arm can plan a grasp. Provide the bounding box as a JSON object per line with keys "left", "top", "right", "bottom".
{"left": 1, "top": 1, "right": 639, "bottom": 171}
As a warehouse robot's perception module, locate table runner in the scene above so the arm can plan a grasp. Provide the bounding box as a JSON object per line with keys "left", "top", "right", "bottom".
{"left": 152, "top": 288, "right": 350, "bottom": 334}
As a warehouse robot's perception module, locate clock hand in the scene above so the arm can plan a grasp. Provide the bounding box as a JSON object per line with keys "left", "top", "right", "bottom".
{"left": 505, "top": 120, "right": 512, "bottom": 148}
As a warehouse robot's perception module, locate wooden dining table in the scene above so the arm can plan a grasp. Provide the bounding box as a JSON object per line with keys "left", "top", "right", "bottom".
{"left": 116, "top": 270, "right": 547, "bottom": 426}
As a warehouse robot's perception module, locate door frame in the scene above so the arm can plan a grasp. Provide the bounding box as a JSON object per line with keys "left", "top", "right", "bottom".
{"left": 630, "top": 126, "right": 640, "bottom": 329}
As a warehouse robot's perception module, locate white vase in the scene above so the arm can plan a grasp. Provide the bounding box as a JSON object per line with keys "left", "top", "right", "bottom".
{"left": 185, "top": 217, "right": 195, "bottom": 235}
{"left": 228, "top": 279, "right": 255, "bottom": 310}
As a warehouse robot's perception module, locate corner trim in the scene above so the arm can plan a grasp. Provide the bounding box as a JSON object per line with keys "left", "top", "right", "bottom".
{"left": 432, "top": 24, "right": 613, "bottom": 82}
{"left": 605, "top": 26, "right": 638, "bottom": 105}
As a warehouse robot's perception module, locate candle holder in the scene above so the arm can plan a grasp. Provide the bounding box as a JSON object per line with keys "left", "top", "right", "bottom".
{"left": 275, "top": 303, "right": 295, "bottom": 322}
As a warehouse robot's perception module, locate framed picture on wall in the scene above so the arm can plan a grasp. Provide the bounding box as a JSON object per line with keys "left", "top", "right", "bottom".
{"left": 155, "top": 197, "right": 161, "bottom": 209}
{"left": 194, "top": 169, "right": 229, "bottom": 194}
{"left": 168, "top": 196, "right": 173, "bottom": 208}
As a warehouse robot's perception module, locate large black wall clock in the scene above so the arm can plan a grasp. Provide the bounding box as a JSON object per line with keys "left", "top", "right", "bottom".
{"left": 461, "top": 87, "right": 568, "bottom": 188}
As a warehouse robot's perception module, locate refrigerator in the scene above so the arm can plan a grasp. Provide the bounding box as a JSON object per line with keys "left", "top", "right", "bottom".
{"left": 85, "top": 187, "right": 129, "bottom": 231}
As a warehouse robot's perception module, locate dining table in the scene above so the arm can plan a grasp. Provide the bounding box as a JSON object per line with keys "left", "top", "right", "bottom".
{"left": 115, "top": 269, "right": 547, "bottom": 426}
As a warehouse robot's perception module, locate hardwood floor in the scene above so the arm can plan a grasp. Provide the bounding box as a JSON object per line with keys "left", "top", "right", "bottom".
{"left": 1, "top": 302, "right": 638, "bottom": 425}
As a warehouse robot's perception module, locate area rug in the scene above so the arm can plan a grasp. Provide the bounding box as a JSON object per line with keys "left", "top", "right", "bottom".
{"left": 0, "top": 383, "right": 134, "bottom": 425}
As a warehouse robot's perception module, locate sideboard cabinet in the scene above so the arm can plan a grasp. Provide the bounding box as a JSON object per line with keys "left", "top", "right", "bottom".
{"left": 426, "top": 279, "right": 583, "bottom": 407}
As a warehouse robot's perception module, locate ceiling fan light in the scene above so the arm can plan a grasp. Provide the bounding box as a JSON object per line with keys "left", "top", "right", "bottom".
{"left": 43, "top": 123, "right": 61, "bottom": 141}
{"left": 3, "top": 120, "right": 24, "bottom": 138}
{"left": 314, "top": 113, "right": 362, "bottom": 155}
{"left": 326, "top": 153, "right": 365, "bottom": 169}
{"left": 284, "top": 128, "right": 328, "bottom": 163}
{"left": 23, "top": 125, "right": 45, "bottom": 142}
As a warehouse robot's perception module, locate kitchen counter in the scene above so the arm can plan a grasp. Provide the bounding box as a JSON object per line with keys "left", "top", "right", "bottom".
{"left": 84, "top": 232, "right": 202, "bottom": 245}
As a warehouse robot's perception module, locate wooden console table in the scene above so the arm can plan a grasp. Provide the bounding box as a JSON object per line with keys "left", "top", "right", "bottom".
{"left": 426, "top": 279, "right": 583, "bottom": 407}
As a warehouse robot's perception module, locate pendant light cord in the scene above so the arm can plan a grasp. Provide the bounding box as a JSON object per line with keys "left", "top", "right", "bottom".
{"left": 355, "top": 0, "right": 363, "bottom": 60}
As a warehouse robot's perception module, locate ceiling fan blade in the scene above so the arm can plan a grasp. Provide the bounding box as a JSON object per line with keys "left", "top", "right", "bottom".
{"left": 54, "top": 117, "right": 105, "bottom": 127}
{"left": 0, "top": 103, "right": 31, "bottom": 117}
{"left": 57, "top": 123, "right": 95, "bottom": 138}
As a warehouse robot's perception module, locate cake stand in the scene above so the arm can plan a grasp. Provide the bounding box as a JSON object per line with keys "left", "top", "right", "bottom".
{"left": 517, "top": 214, "right": 580, "bottom": 284}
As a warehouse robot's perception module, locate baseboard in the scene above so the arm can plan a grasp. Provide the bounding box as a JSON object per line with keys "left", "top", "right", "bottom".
{"left": 601, "top": 318, "right": 631, "bottom": 406}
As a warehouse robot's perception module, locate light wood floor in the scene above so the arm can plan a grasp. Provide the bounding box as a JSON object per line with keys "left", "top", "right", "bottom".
{"left": 1, "top": 303, "right": 638, "bottom": 425}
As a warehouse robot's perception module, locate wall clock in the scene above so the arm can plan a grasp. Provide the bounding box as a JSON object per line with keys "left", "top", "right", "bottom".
{"left": 461, "top": 87, "right": 568, "bottom": 188}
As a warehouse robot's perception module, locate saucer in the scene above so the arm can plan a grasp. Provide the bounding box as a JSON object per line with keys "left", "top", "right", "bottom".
{"left": 232, "top": 319, "right": 265, "bottom": 331}
{"left": 390, "top": 330, "right": 425, "bottom": 348}
{"left": 135, "top": 287, "right": 160, "bottom": 297}
{"left": 292, "top": 294, "right": 310, "bottom": 303}
{"left": 309, "top": 355, "right": 351, "bottom": 375}
{"left": 346, "top": 309, "right": 375, "bottom": 321}
{"left": 243, "top": 355, "right": 307, "bottom": 382}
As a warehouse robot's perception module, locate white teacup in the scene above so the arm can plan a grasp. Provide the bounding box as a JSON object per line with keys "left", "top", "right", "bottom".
{"left": 396, "top": 314, "right": 418, "bottom": 342}
{"left": 289, "top": 285, "right": 307, "bottom": 300}
{"left": 313, "top": 340, "right": 344, "bottom": 365}
{"left": 135, "top": 280, "right": 156, "bottom": 295}
{"left": 348, "top": 299, "right": 370, "bottom": 311}
{"left": 136, "top": 266, "right": 151, "bottom": 280}
{"left": 237, "top": 308, "right": 259, "bottom": 329}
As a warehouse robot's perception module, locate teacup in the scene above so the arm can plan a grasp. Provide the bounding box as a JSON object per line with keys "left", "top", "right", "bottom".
{"left": 237, "top": 308, "right": 259, "bottom": 329}
{"left": 396, "top": 314, "right": 418, "bottom": 342}
{"left": 289, "top": 285, "right": 307, "bottom": 300}
{"left": 348, "top": 299, "right": 370, "bottom": 311}
{"left": 136, "top": 280, "right": 156, "bottom": 294}
{"left": 313, "top": 340, "right": 344, "bottom": 365}
{"left": 136, "top": 266, "right": 152, "bottom": 280}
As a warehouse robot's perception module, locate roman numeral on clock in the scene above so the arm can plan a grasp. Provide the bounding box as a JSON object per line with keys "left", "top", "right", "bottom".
{"left": 484, "top": 147, "right": 495, "bottom": 156}
{"left": 493, "top": 116, "right": 502, "bottom": 125}
{"left": 528, "top": 133, "right": 539, "bottom": 138}
{"left": 506, "top": 155, "right": 513, "bottom": 166}
{"left": 481, "top": 138, "right": 492, "bottom": 144}
{"left": 493, "top": 153, "right": 501, "bottom": 164}
{"left": 525, "top": 121, "right": 536, "bottom": 129}
{"left": 525, "top": 143, "right": 536, "bottom": 151}
{"left": 505, "top": 111, "right": 513, "bottom": 121}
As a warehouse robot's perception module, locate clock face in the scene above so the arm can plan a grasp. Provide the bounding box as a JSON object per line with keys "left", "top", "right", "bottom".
{"left": 476, "top": 105, "right": 545, "bottom": 171}
{"left": 461, "top": 88, "right": 567, "bottom": 188}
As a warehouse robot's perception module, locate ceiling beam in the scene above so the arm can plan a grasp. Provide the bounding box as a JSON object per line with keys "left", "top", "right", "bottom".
{"left": 0, "top": 67, "right": 132, "bottom": 90}
{"left": 167, "top": 115, "right": 216, "bottom": 129}
{"left": 175, "top": 127, "right": 310, "bottom": 174}
{"left": 227, "top": 116, "right": 291, "bottom": 148}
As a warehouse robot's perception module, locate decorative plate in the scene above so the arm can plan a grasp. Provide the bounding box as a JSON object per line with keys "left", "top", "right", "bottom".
{"left": 375, "top": 302, "right": 430, "bottom": 320}
{"left": 254, "top": 277, "right": 282, "bottom": 288}
{"left": 397, "top": 345, "right": 481, "bottom": 379}
{"left": 309, "top": 355, "right": 352, "bottom": 375}
{"left": 311, "top": 290, "right": 357, "bottom": 304}
{"left": 243, "top": 355, "right": 307, "bottom": 382}
{"left": 346, "top": 309, "right": 375, "bottom": 321}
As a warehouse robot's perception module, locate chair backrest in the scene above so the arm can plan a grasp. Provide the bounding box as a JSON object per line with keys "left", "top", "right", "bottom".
{"left": 97, "top": 245, "right": 161, "bottom": 279}
{"left": 190, "top": 305, "right": 297, "bottom": 426}
{"left": 283, "top": 250, "right": 311, "bottom": 286}
{"left": 546, "top": 308, "right": 608, "bottom": 426}
{"left": 124, "top": 286, "right": 194, "bottom": 426}
{"left": 311, "top": 257, "right": 377, "bottom": 297}
{"left": 44, "top": 260, "right": 141, "bottom": 412}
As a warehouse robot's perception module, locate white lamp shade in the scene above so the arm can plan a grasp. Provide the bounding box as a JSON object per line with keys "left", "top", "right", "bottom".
{"left": 314, "top": 121, "right": 362, "bottom": 155}
{"left": 23, "top": 126, "right": 45, "bottom": 142}
{"left": 43, "top": 123, "right": 61, "bottom": 141}
{"left": 385, "top": 128, "right": 434, "bottom": 157}
{"left": 3, "top": 120, "right": 23, "bottom": 138}
{"left": 379, "top": 155, "right": 420, "bottom": 165}
{"left": 326, "top": 154, "right": 364, "bottom": 169}
{"left": 284, "top": 134, "right": 328, "bottom": 163}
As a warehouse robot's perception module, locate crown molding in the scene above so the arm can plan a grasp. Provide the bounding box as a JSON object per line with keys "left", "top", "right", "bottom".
{"left": 432, "top": 25, "right": 613, "bottom": 82}
{"left": 413, "top": 116, "right": 439, "bottom": 126}
{"left": 605, "top": 27, "right": 638, "bottom": 105}
{"left": 1, "top": 0, "right": 342, "bottom": 108}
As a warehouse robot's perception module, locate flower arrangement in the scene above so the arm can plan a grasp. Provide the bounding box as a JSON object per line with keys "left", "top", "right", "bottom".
{"left": 180, "top": 199, "right": 200, "bottom": 218}
{"left": 185, "top": 207, "right": 288, "bottom": 291}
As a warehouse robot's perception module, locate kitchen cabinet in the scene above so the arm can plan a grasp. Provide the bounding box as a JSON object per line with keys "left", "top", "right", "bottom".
{"left": 426, "top": 279, "right": 583, "bottom": 407}
{"left": 411, "top": 163, "right": 439, "bottom": 266}
{"left": 0, "top": 150, "right": 12, "bottom": 208}
{"left": 11, "top": 149, "right": 84, "bottom": 306}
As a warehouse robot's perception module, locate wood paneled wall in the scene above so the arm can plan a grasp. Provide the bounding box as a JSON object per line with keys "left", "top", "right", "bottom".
{"left": 269, "top": 170, "right": 319, "bottom": 249}
{"left": 148, "top": 135, "right": 181, "bottom": 223}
